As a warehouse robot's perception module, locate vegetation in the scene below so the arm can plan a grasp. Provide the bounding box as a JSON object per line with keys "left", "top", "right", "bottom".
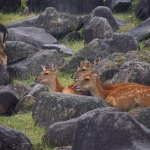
{"left": 0, "top": 0, "right": 150, "bottom": 149}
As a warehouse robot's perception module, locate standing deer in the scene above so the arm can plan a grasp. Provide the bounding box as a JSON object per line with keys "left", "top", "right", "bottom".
{"left": 34, "top": 64, "right": 88, "bottom": 95}
{"left": 0, "top": 23, "right": 8, "bottom": 69}
{"left": 74, "top": 73, "right": 150, "bottom": 111}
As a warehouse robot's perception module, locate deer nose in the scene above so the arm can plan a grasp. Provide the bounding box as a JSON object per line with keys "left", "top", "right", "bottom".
{"left": 34, "top": 77, "right": 37, "bottom": 82}
{"left": 70, "top": 74, "right": 73, "bottom": 78}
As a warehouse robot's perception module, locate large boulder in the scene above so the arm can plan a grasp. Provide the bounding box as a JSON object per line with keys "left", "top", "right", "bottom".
{"left": 36, "top": 7, "right": 83, "bottom": 38}
{"left": 0, "top": 0, "right": 21, "bottom": 13}
{"left": 26, "top": 0, "right": 103, "bottom": 14}
{"left": 6, "top": 16, "right": 39, "bottom": 28}
{"left": 72, "top": 108, "right": 150, "bottom": 150}
{"left": 7, "top": 27, "right": 58, "bottom": 48}
{"left": 83, "top": 6, "right": 119, "bottom": 32}
{"left": 128, "top": 17, "right": 150, "bottom": 41}
{"left": 0, "top": 90, "right": 19, "bottom": 116}
{"left": 83, "top": 17, "right": 114, "bottom": 44}
{"left": 95, "top": 50, "right": 150, "bottom": 82}
{"left": 0, "top": 126, "right": 33, "bottom": 150}
{"left": 111, "top": 61, "right": 150, "bottom": 86}
{"left": 62, "top": 34, "right": 139, "bottom": 73}
{"left": 106, "top": 0, "right": 131, "bottom": 12}
{"left": 0, "top": 64, "right": 12, "bottom": 86}
{"left": 135, "top": 0, "right": 150, "bottom": 20}
{"left": 7, "top": 50, "right": 64, "bottom": 79}
{"left": 32, "top": 92, "right": 108, "bottom": 128}
{"left": 4, "top": 41, "right": 38, "bottom": 65}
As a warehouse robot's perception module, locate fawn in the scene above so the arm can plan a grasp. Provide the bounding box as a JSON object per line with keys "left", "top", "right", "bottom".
{"left": 35, "top": 64, "right": 88, "bottom": 95}
{"left": 74, "top": 73, "right": 150, "bottom": 111}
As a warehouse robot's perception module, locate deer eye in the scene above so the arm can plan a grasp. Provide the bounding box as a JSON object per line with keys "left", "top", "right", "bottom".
{"left": 44, "top": 73, "right": 49, "bottom": 75}
{"left": 84, "top": 78, "right": 89, "bottom": 81}
{"left": 82, "top": 68, "right": 86, "bottom": 71}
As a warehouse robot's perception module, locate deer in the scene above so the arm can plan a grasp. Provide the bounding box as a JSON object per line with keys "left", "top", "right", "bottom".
{"left": 0, "top": 23, "right": 8, "bottom": 69}
{"left": 34, "top": 64, "right": 88, "bottom": 95}
{"left": 71, "top": 57, "right": 141, "bottom": 90}
{"left": 74, "top": 73, "right": 150, "bottom": 111}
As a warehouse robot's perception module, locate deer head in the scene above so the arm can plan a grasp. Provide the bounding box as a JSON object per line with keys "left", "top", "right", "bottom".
{"left": 71, "top": 57, "right": 100, "bottom": 81}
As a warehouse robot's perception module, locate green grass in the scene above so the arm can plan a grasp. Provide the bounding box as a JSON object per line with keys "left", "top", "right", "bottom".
{"left": 1, "top": 0, "right": 150, "bottom": 149}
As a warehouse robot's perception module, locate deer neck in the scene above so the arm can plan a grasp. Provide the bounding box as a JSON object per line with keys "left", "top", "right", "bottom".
{"left": 90, "top": 78, "right": 110, "bottom": 100}
{"left": 48, "top": 75, "right": 63, "bottom": 92}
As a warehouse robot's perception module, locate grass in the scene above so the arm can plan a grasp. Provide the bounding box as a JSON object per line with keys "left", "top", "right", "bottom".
{"left": 1, "top": 0, "right": 150, "bottom": 149}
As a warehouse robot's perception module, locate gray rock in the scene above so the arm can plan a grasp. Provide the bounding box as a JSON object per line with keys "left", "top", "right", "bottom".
{"left": 0, "top": 90, "right": 19, "bottom": 116}
{"left": 0, "top": 63, "right": 12, "bottom": 86}
{"left": 0, "top": 0, "right": 21, "bottom": 13}
{"left": 7, "top": 50, "right": 64, "bottom": 79}
{"left": 36, "top": 7, "right": 83, "bottom": 38}
{"left": 62, "top": 31, "right": 81, "bottom": 41}
{"left": 111, "top": 61, "right": 150, "bottom": 86}
{"left": 7, "top": 27, "right": 58, "bottom": 48}
{"left": 42, "top": 44, "right": 73, "bottom": 56}
{"left": 0, "top": 126, "right": 33, "bottom": 150}
{"left": 128, "top": 17, "right": 150, "bottom": 41}
{"left": 5, "top": 41, "right": 38, "bottom": 65}
{"left": 144, "top": 39, "right": 150, "bottom": 47}
{"left": 83, "top": 6, "right": 119, "bottom": 32}
{"left": 26, "top": 0, "right": 103, "bottom": 14}
{"left": 32, "top": 92, "right": 108, "bottom": 128}
{"left": 83, "top": 17, "right": 114, "bottom": 44}
{"left": 130, "top": 107, "right": 150, "bottom": 128}
{"left": 106, "top": 0, "right": 131, "bottom": 12}
{"left": 6, "top": 16, "right": 39, "bottom": 28}
{"left": 62, "top": 33, "right": 139, "bottom": 73}
{"left": 72, "top": 107, "right": 150, "bottom": 150}
{"left": 135, "top": 0, "right": 150, "bottom": 21}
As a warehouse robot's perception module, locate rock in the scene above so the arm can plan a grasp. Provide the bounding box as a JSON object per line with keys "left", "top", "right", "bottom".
{"left": 135, "top": 0, "right": 150, "bottom": 20}
{"left": 32, "top": 92, "right": 108, "bottom": 128}
{"left": 0, "top": 126, "right": 33, "bottom": 150}
{"left": 6, "top": 16, "right": 39, "bottom": 28}
{"left": 128, "top": 17, "right": 150, "bottom": 41}
{"left": 7, "top": 50, "right": 64, "bottom": 79}
{"left": 0, "top": 90, "right": 19, "bottom": 116}
{"left": 83, "top": 6, "right": 119, "bottom": 32}
{"left": 4, "top": 41, "right": 38, "bottom": 65}
{"left": 62, "top": 31, "right": 81, "bottom": 41}
{"left": 106, "top": 0, "right": 131, "bottom": 12}
{"left": 42, "top": 44, "right": 73, "bottom": 56}
{"left": 26, "top": 0, "right": 103, "bottom": 14}
{"left": 7, "top": 27, "right": 58, "bottom": 48}
{"left": 0, "top": 0, "right": 21, "bottom": 13}
{"left": 72, "top": 107, "right": 150, "bottom": 150}
{"left": 36, "top": 7, "right": 83, "bottom": 38}
{"left": 0, "top": 63, "right": 12, "bottom": 86}
{"left": 83, "top": 17, "right": 114, "bottom": 44}
{"left": 144, "top": 39, "right": 150, "bottom": 47}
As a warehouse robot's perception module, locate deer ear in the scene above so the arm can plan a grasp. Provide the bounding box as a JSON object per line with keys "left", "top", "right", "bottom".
{"left": 93, "top": 57, "right": 100, "bottom": 68}
{"left": 41, "top": 65, "right": 46, "bottom": 71}
{"left": 92, "top": 69, "right": 103, "bottom": 77}
{"left": 51, "top": 63, "right": 57, "bottom": 74}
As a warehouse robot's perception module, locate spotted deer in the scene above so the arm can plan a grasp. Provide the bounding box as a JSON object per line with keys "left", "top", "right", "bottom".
{"left": 74, "top": 73, "right": 150, "bottom": 111}
{"left": 0, "top": 23, "right": 8, "bottom": 69}
{"left": 71, "top": 57, "right": 139, "bottom": 90}
{"left": 34, "top": 64, "right": 88, "bottom": 95}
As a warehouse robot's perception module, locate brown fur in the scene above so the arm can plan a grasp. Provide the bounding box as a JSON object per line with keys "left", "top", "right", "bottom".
{"left": 35, "top": 64, "right": 88, "bottom": 95}
{"left": 0, "top": 23, "right": 8, "bottom": 69}
{"left": 74, "top": 74, "right": 150, "bottom": 111}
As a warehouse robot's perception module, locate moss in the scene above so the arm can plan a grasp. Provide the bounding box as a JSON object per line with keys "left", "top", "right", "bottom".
{"left": 138, "top": 51, "right": 150, "bottom": 62}
{"left": 114, "top": 56, "right": 125, "bottom": 63}
{"left": 104, "top": 62, "right": 117, "bottom": 68}
{"left": 50, "top": 21, "right": 62, "bottom": 27}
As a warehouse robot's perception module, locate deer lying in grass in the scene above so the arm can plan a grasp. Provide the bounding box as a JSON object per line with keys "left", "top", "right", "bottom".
{"left": 74, "top": 73, "right": 150, "bottom": 111}
{"left": 0, "top": 23, "right": 8, "bottom": 69}
{"left": 71, "top": 57, "right": 139, "bottom": 90}
{"left": 34, "top": 64, "right": 88, "bottom": 95}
